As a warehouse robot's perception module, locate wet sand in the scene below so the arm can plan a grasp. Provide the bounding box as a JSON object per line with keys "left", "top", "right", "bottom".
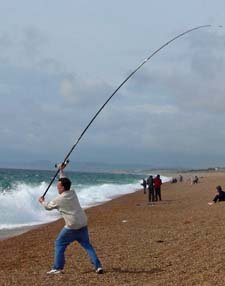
{"left": 1, "top": 171, "right": 225, "bottom": 285}
{"left": 0, "top": 224, "right": 49, "bottom": 241}
{"left": 0, "top": 226, "right": 35, "bottom": 240}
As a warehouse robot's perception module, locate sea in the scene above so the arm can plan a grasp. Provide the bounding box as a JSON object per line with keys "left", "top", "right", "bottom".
{"left": 0, "top": 168, "right": 171, "bottom": 238}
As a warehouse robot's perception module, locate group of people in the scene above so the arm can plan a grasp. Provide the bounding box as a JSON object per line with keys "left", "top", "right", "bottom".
{"left": 141, "top": 174, "right": 162, "bottom": 203}
{"left": 142, "top": 173, "right": 225, "bottom": 207}
{"left": 171, "top": 174, "right": 183, "bottom": 183}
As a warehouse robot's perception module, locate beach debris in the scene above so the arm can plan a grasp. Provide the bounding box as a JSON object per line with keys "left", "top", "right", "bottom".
{"left": 122, "top": 220, "right": 127, "bottom": 223}
{"left": 184, "top": 220, "right": 191, "bottom": 224}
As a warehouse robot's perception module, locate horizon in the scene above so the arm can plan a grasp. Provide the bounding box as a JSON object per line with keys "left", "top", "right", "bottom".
{"left": 0, "top": 159, "right": 224, "bottom": 174}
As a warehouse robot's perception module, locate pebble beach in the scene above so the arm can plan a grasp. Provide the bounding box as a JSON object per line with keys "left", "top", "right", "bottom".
{"left": 1, "top": 171, "right": 225, "bottom": 286}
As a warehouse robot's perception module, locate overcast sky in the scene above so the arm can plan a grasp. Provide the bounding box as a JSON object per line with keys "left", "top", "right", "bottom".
{"left": 0, "top": 0, "right": 225, "bottom": 169}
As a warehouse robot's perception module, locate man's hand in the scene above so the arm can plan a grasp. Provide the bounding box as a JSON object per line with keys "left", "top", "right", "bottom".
{"left": 59, "top": 163, "right": 66, "bottom": 170}
{"left": 55, "top": 160, "right": 69, "bottom": 170}
{"left": 39, "top": 196, "right": 45, "bottom": 204}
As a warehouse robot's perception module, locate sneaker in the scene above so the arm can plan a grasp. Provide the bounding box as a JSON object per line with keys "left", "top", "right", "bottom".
{"left": 47, "top": 269, "right": 63, "bottom": 275}
{"left": 96, "top": 267, "right": 104, "bottom": 274}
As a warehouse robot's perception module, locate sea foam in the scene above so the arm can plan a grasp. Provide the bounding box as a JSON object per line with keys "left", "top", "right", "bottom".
{"left": 0, "top": 175, "right": 170, "bottom": 229}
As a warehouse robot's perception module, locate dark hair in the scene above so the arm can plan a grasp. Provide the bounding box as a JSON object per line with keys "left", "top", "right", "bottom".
{"left": 58, "top": 177, "right": 71, "bottom": 191}
{"left": 216, "top": 185, "right": 222, "bottom": 192}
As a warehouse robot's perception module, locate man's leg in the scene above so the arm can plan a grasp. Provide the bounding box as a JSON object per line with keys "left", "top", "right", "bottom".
{"left": 152, "top": 188, "right": 155, "bottom": 201}
{"left": 149, "top": 190, "right": 153, "bottom": 202}
{"left": 148, "top": 188, "right": 151, "bottom": 202}
{"left": 159, "top": 188, "right": 162, "bottom": 201}
{"left": 53, "top": 227, "right": 76, "bottom": 270}
{"left": 155, "top": 188, "right": 158, "bottom": 201}
{"left": 77, "top": 226, "right": 102, "bottom": 270}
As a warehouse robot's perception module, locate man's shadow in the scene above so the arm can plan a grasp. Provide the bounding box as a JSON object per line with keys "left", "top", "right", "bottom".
{"left": 110, "top": 267, "right": 164, "bottom": 274}
{"left": 82, "top": 267, "right": 163, "bottom": 274}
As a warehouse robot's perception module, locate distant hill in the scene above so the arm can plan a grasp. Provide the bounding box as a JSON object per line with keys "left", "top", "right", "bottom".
{"left": 0, "top": 160, "right": 224, "bottom": 174}
{"left": 0, "top": 159, "right": 154, "bottom": 173}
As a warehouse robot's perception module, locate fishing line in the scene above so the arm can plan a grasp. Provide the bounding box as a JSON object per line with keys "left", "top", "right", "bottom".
{"left": 42, "top": 24, "right": 221, "bottom": 197}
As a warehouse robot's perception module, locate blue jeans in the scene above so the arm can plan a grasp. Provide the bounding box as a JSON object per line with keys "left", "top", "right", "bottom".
{"left": 53, "top": 226, "right": 102, "bottom": 270}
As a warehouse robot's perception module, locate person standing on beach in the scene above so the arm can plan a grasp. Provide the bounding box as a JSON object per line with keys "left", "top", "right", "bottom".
{"left": 147, "top": 175, "right": 154, "bottom": 203}
{"left": 179, "top": 175, "right": 183, "bottom": 182}
{"left": 141, "top": 179, "right": 147, "bottom": 194}
{"left": 154, "top": 174, "right": 162, "bottom": 201}
{"left": 38, "top": 164, "right": 103, "bottom": 275}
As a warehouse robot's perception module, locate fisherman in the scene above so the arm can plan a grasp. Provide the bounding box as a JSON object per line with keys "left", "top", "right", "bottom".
{"left": 141, "top": 179, "right": 147, "bottom": 194}
{"left": 147, "top": 175, "right": 154, "bottom": 203}
{"left": 38, "top": 164, "right": 103, "bottom": 275}
{"left": 179, "top": 175, "right": 183, "bottom": 182}
{"left": 154, "top": 174, "right": 162, "bottom": 201}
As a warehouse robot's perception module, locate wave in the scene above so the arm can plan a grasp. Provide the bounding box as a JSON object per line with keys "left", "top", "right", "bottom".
{"left": 0, "top": 182, "right": 59, "bottom": 229}
{"left": 0, "top": 175, "right": 171, "bottom": 229}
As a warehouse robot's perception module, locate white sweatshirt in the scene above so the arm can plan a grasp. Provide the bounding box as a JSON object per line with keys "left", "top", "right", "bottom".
{"left": 42, "top": 190, "right": 87, "bottom": 230}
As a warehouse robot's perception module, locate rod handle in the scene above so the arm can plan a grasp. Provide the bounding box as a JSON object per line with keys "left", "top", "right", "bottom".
{"left": 54, "top": 159, "right": 70, "bottom": 169}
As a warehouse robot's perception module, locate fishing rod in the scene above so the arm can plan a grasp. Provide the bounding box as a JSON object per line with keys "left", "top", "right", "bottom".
{"left": 42, "top": 24, "right": 218, "bottom": 198}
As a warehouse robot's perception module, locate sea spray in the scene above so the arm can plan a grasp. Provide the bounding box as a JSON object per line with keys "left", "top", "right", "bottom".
{"left": 0, "top": 168, "right": 171, "bottom": 229}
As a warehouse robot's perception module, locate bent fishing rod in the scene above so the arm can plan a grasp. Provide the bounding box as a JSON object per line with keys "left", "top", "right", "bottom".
{"left": 42, "top": 24, "right": 218, "bottom": 198}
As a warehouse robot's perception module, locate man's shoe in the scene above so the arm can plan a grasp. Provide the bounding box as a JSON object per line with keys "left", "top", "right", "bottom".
{"left": 47, "top": 269, "right": 63, "bottom": 275}
{"left": 96, "top": 267, "right": 104, "bottom": 274}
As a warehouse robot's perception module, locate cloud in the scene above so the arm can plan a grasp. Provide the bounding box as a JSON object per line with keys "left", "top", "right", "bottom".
{"left": 60, "top": 76, "right": 75, "bottom": 98}
{"left": 0, "top": 32, "right": 12, "bottom": 49}
{"left": 58, "top": 74, "right": 114, "bottom": 111}
{"left": 20, "top": 26, "right": 47, "bottom": 61}
{"left": 0, "top": 25, "right": 225, "bottom": 167}
{"left": 128, "top": 30, "right": 225, "bottom": 114}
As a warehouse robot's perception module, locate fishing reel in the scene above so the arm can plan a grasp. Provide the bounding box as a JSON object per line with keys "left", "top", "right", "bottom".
{"left": 55, "top": 159, "right": 70, "bottom": 169}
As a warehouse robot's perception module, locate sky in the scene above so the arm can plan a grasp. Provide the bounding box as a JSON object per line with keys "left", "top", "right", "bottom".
{"left": 0, "top": 0, "right": 225, "bottom": 169}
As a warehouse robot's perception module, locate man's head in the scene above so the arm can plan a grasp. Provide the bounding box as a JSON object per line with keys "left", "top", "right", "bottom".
{"left": 57, "top": 177, "right": 71, "bottom": 194}
{"left": 216, "top": 185, "right": 222, "bottom": 192}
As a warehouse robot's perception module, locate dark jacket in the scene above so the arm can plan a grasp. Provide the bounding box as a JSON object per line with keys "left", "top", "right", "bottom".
{"left": 213, "top": 190, "right": 225, "bottom": 203}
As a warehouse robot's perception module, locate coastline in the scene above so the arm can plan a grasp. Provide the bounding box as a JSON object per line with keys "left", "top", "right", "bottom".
{"left": 0, "top": 173, "right": 156, "bottom": 241}
{"left": 0, "top": 223, "right": 50, "bottom": 241}
{"left": 0, "top": 226, "right": 36, "bottom": 240}
{"left": 1, "top": 171, "right": 225, "bottom": 285}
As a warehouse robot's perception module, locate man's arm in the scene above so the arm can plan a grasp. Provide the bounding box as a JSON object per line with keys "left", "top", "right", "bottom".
{"left": 38, "top": 162, "right": 67, "bottom": 209}
{"left": 59, "top": 163, "right": 67, "bottom": 178}
{"left": 38, "top": 196, "right": 59, "bottom": 210}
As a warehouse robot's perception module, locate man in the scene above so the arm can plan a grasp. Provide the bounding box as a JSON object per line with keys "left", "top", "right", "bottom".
{"left": 38, "top": 164, "right": 103, "bottom": 275}
{"left": 147, "top": 175, "right": 154, "bottom": 203}
{"left": 141, "top": 179, "right": 147, "bottom": 194}
{"left": 154, "top": 174, "right": 162, "bottom": 201}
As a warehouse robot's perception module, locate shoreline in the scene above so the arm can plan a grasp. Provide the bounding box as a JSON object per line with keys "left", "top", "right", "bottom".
{"left": 0, "top": 223, "right": 51, "bottom": 241}
{"left": 0, "top": 175, "right": 158, "bottom": 241}
{"left": 1, "top": 171, "right": 225, "bottom": 285}
{"left": 0, "top": 170, "right": 214, "bottom": 241}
